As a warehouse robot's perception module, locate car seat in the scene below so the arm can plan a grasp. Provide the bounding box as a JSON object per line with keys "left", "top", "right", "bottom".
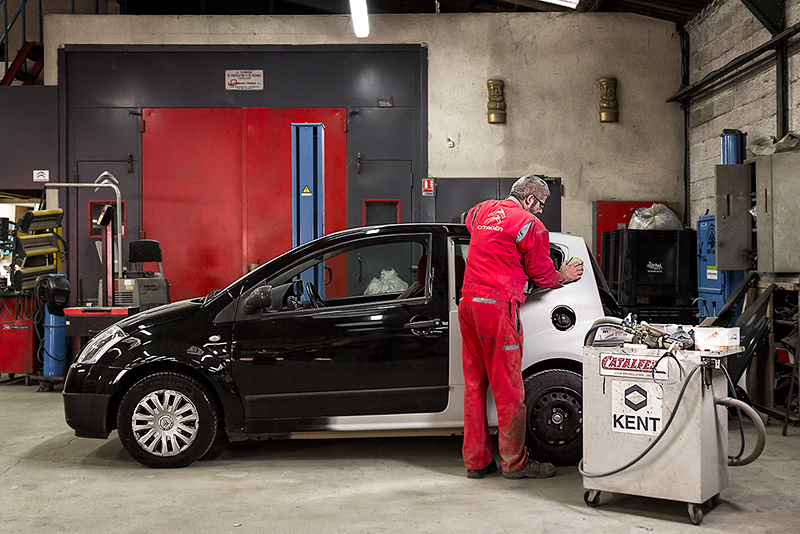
{"left": 398, "top": 254, "right": 427, "bottom": 299}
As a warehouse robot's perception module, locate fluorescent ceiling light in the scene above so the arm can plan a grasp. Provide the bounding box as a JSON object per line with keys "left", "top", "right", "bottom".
{"left": 350, "top": 0, "right": 369, "bottom": 38}
{"left": 539, "top": 0, "right": 579, "bottom": 8}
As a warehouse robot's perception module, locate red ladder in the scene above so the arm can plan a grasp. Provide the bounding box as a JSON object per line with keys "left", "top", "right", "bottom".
{"left": 1, "top": 41, "right": 43, "bottom": 85}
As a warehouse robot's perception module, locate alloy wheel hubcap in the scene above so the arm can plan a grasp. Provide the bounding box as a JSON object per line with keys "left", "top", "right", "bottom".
{"left": 131, "top": 389, "right": 199, "bottom": 457}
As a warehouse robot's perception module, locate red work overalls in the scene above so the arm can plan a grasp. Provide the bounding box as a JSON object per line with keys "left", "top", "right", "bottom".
{"left": 460, "top": 197, "right": 562, "bottom": 473}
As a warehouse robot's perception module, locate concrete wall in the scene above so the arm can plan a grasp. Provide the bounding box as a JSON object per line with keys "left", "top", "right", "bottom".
{"left": 687, "top": 0, "right": 800, "bottom": 223}
{"left": 43, "top": 12, "right": 684, "bottom": 245}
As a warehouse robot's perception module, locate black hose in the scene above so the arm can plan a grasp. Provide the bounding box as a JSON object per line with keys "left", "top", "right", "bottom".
{"left": 584, "top": 322, "right": 629, "bottom": 346}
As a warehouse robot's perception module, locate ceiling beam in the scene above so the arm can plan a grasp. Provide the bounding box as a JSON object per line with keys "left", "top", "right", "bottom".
{"left": 576, "top": 0, "right": 604, "bottom": 12}
{"left": 613, "top": 0, "right": 700, "bottom": 18}
{"left": 500, "top": 0, "right": 574, "bottom": 12}
{"left": 668, "top": 19, "right": 800, "bottom": 102}
{"left": 740, "top": 0, "right": 783, "bottom": 35}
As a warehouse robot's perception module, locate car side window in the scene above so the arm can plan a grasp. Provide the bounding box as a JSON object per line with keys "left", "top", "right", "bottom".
{"left": 266, "top": 236, "right": 429, "bottom": 310}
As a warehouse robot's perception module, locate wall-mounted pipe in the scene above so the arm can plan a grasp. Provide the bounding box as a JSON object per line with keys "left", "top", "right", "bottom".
{"left": 668, "top": 20, "right": 800, "bottom": 103}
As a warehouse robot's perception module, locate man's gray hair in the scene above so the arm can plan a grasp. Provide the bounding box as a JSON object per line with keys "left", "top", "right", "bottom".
{"left": 509, "top": 174, "right": 550, "bottom": 201}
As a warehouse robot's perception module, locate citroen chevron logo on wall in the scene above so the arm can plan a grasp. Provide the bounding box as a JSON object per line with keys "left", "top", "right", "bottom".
{"left": 94, "top": 171, "right": 119, "bottom": 192}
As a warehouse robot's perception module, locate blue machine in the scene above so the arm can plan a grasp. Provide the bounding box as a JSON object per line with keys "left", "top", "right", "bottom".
{"left": 292, "top": 123, "right": 325, "bottom": 296}
{"left": 720, "top": 129, "right": 747, "bottom": 164}
{"left": 697, "top": 215, "right": 744, "bottom": 324}
{"left": 42, "top": 274, "right": 70, "bottom": 377}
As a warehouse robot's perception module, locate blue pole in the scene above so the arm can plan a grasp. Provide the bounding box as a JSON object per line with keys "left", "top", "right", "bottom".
{"left": 43, "top": 305, "right": 67, "bottom": 377}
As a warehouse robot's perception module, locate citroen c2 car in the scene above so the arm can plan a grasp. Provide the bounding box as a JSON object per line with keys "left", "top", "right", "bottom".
{"left": 63, "top": 223, "right": 617, "bottom": 468}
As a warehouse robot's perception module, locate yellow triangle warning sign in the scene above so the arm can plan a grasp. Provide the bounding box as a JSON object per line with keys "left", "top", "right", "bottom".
{"left": 301, "top": 185, "right": 312, "bottom": 195}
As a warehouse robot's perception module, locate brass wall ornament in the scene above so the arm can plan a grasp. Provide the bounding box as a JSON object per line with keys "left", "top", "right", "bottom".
{"left": 599, "top": 77, "right": 618, "bottom": 122}
{"left": 487, "top": 79, "right": 506, "bottom": 123}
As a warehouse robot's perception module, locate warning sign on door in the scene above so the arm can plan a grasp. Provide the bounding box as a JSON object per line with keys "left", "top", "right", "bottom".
{"left": 422, "top": 178, "right": 435, "bottom": 197}
{"left": 611, "top": 381, "right": 663, "bottom": 436}
{"left": 225, "top": 70, "right": 264, "bottom": 91}
{"left": 301, "top": 186, "right": 312, "bottom": 196}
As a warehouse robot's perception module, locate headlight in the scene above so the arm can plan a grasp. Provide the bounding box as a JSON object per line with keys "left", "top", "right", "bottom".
{"left": 76, "top": 325, "right": 127, "bottom": 365}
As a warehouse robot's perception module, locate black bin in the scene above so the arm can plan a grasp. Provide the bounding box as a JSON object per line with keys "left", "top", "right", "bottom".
{"left": 600, "top": 230, "right": 622, "bottom": 296}
{"left": 601, "top": 228, "right": 697, "bottom": 306}
{"left": 620, "top": 305, "right": 700, "bottom": 326}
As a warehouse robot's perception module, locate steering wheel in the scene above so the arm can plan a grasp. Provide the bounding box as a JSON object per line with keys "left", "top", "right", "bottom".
{"left": 305, "top": 282, "right": 325, "bottom": 308}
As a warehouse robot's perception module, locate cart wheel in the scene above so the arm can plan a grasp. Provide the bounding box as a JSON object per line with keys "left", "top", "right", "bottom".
{"left": 24, "top": 375, "right": 32, "bottom": 386}
{"left": 584, "top": 490, "right": 601, "bottom": 507}
{"left": 706, "top": 493, "right": 720, "bottom": 508}
{"left": 7, "top": 373, "right": 14, "bottom": 380}
{"left": 688, "top": 504, "right": 704, "bottom": 525}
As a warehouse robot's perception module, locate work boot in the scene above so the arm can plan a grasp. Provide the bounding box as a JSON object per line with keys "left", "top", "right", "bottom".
{"left": 467, "top": 459, "right": 498, "bottom": 479}
{"left": 502, "top": 458, "right": 556, "bottom": 479}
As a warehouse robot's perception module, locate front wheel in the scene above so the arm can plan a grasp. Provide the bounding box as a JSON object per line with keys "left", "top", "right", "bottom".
{"left": 117, "top": 372, "right": 218, "bottom": 468}
{"left": 523, "top": 369, "right": 583, "bottom": 466}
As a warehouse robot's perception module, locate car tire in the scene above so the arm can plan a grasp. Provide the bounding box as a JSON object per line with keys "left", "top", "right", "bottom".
{"left": 117, "top": 372, "right": 218, "bottom": 468}
{"left": 200, "top": 431, "right": 230, "bottom": 462}
{"left": 523, "top": 369, "right": 583, "bottom": 466}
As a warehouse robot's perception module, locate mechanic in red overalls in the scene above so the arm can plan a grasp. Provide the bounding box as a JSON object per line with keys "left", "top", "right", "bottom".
{"left": 459, "top": 174, "right": 583, "bottom": 479}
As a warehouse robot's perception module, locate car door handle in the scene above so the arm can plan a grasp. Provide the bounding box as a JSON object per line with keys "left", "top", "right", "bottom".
{"left": 404, "top": 318, "right": 442, "bottom": 330}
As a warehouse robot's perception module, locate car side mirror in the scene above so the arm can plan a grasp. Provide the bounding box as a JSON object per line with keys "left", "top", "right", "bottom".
{"left": 243, "top": 285, "right": 273, "bottom": 314}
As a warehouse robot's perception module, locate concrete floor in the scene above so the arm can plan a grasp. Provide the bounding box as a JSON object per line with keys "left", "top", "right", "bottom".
{"left": 1, "top": 376, "right": 798, "bottom": 534}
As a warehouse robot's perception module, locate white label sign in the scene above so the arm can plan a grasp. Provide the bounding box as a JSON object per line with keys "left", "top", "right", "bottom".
{"left": 707, "top": 266, "right": 718, "bottom": 280}
{"left": 611, "top": 381, "right": 663, "bottom": 436}
{"left": 599, "top": 353, "right": 671, "bottom": 381}
{"left": 225, "top": 70, "right": 264, "bottom": 91}
{"left": 33, "top": 170, "right": 49, "bottom": 182}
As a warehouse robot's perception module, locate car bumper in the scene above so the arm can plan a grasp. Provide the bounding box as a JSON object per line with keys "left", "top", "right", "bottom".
{"left": 63, "top": 391, "right": 111, "bottom": 438}
{"left": 62, "top": 363, "right": 116, "bottom": 439}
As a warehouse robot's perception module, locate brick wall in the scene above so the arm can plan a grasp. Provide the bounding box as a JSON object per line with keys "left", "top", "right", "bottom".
{"left": 686, "top": 0, "right": 784, "bottom": 223}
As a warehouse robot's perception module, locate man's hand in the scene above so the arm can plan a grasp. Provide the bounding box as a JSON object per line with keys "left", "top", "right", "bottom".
{"left": 559, "top": 258, "right": 584, "bottom": 284}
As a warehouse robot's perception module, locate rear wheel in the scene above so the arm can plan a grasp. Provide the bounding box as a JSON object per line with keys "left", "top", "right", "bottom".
{"left": 117, "top": 372, "right": 218, "bottom": 468}
{"left": 523, "top": 369, "right": 583, "bottom": 466}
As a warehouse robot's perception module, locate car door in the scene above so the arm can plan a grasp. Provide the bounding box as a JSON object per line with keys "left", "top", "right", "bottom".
{"left": 229, "top": 231, "right": 450, "bottom": 431}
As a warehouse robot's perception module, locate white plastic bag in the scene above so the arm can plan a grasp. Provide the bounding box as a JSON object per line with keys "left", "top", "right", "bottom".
{"left": 628, "top": 203, "right": 682, "bottom": 230}
{"left": 364, "top": 269, "right": 409, "bottom": 295}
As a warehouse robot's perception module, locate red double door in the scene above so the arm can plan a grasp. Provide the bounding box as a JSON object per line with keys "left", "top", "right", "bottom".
{"left": 141, "top": 108, "right": 347, "bottom": 302}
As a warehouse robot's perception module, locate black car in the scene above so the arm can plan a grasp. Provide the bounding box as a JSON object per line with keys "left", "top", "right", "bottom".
{"left": 64, "top": 223, "right": 613, "bottom": 468}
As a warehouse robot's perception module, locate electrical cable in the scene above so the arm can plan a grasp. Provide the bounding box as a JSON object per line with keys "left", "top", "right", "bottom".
{"left": 578, "top": 362, "right": 705, "bottom": 478}
{"left": 652, "top": 350, "right": 685, "bottom": 385}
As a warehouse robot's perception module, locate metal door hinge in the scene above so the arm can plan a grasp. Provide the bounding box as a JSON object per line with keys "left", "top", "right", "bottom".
{"left": 140, "top": 120, "right": 146, "bottom": 133}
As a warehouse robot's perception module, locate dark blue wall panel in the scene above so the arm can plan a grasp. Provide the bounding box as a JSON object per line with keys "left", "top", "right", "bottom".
{"left": 0, "top": 86, "right": 58, "bottom": 190}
